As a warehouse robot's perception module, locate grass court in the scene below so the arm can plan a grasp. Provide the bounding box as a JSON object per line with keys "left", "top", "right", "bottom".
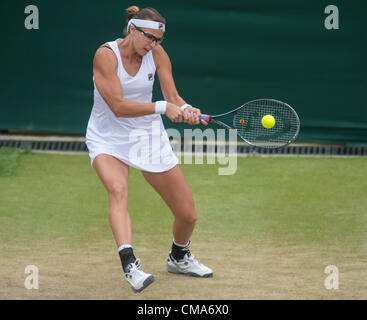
{"left": 1, "top": 147, "right": 366, "bottom": 299}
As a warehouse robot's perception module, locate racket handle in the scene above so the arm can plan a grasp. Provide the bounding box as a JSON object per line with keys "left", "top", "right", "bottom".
{"left": 182, "top": 113, "right": 211, "bottom": 122}
{"left": 200, "top": 114, "right": 210, "bottom": 122}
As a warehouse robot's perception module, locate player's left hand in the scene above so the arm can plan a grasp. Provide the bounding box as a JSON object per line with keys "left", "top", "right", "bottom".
{"left": 184, "top": 106, "right": 207, "bottom": 125}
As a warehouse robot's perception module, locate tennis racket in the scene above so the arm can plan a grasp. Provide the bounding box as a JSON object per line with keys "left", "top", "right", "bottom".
{"left": 199, "top": 99, "right": 300, "bottom": 149}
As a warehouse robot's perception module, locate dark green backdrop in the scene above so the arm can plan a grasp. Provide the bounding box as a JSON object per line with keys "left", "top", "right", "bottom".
{"left": 1, "top": 0, "right": 366, "bottom": 144}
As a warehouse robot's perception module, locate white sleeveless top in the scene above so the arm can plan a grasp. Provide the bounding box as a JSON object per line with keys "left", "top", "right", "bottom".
{"left": 85, "top": 39, "right": 178, "bottom": 172}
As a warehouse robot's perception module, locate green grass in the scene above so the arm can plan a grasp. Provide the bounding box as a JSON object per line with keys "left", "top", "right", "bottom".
{"left": 1, "top": 149, "right": 367, "bottom": 299}
{"left": 0, "top": 147, "right": 22, "bottom": 177}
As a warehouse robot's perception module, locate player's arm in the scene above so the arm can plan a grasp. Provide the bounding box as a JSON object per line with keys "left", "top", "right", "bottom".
{"left": 93, "top": 47, "right": 154, "bottom": 117}
{"left": 153, "top": 46, "right": 205, "bottom": 125}
{"left": 93, "top": 47, "right": 183, "bottom": 121}
{"left": 153, "top": 45, "right": 185, "bottom": 106}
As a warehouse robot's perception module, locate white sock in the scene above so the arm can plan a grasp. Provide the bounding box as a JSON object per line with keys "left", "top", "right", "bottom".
{"left": 118, "top": 244, "right": 133, "bottom": 252}
{"left": 173, "top": 239, "right": 190, "bottom": 248}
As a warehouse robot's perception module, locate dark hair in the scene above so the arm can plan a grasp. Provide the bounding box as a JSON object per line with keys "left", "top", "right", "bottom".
{"left": 125, "top": 5, "right": 166, "bottom": 27}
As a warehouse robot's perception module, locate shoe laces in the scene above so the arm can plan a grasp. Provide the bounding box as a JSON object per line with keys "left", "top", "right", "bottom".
{"left": 183, "top": 252, "right": 202, "bottom": 266}
{"left": 125, "top": 259, "right": 141, "bottom": 278}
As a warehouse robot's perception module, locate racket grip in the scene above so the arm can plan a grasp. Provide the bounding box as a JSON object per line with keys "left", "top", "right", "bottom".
{"left": 200, "top": 114, "right": 210, "bottom": 122}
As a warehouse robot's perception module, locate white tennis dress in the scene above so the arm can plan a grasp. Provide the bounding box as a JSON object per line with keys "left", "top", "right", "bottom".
{"left": 85, "top": 39, "right": 178, "bottom": 172}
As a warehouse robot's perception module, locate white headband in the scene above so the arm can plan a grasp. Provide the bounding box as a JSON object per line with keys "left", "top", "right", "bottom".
{"left": 127, "top": 18, "right": 165, "bottom": 32}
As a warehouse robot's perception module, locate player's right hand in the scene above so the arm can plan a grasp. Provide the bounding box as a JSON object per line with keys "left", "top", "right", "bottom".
{"left": 166, "top": 103, "right": 186, "bottom": 122}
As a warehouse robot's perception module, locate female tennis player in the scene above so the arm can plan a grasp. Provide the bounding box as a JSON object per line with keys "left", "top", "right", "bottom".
{"left": 85, "top": 6, "right": 212, "bottom": 293}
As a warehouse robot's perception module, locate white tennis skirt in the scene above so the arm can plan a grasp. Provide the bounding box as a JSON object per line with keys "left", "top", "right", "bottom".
{"left": 85, "top": 135, "right": 179, "bottom": 173}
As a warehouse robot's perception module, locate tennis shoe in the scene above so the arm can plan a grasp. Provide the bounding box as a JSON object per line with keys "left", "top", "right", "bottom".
{"left": 166, "top": 252, "right": 213, "bottom": 278}
{"left": 125, "top": 259, "right": 155, "bottom": 293}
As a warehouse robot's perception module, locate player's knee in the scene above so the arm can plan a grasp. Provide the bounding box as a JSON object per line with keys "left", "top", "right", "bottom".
{"left": 185, "top": 202, "right": 197, "bottom": 224}
{"left": 189, "top": 213, "right": 197, "bottom": 225}
{"left": 183, "top": 211, "right": 197, "bottom": 225}
{"left": 107, "top": 181, "right": 128, "bottom": 201}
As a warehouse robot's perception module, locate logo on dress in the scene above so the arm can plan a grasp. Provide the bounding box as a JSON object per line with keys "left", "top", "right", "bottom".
{"left": 148, "top": 73, "right": 153, "bottom": 81}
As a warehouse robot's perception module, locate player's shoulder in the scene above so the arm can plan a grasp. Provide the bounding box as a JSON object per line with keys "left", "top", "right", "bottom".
{"left": 95, "top": 43, "right": 115, "bottom": 58}
{"left": 152, "top": 45, "right": 170, "bottom": 69}
{"left": 152, "top": 44, "right": 168, "bottom": 58}
{"left": 93, "top": 43, "right": 117, "bottom": 68}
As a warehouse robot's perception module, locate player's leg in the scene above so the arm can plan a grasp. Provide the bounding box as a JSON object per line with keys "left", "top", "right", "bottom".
{"left": 141, "top": 164, "right": 213, "bottom": 277}
{"left": 141, "top": 164, "right": 196, "bottom": 245}
{"left": 93, "top": 154, "right": 131, "bottom": 246}
{"left": 92, "top": 154, "right": 154, "bottom": 292}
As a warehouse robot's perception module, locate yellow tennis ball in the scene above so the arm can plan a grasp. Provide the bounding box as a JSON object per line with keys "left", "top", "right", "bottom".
{"left": 261, "top": 115, "right": 275, "bottom": 129}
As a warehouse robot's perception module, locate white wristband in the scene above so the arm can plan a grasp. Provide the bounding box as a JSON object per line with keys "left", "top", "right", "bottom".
{"left": 180, "top": 104, "right": 192, "bottom": 111}
{"left": 155, "top": 101, "right": 167, "bottom": 114}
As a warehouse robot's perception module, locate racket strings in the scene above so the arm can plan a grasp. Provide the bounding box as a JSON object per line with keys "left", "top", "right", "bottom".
{"left": 233, "top": 100, "right": 299, "bottom": 147}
